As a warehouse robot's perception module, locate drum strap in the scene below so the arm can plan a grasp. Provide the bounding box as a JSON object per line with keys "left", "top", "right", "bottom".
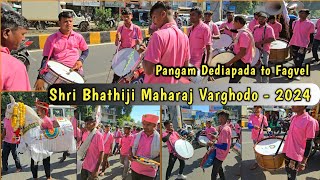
{"left": 103, "top": 132, "right": 111, "bottom": 145}
{"left": 132, "top": 131, "right": 160, "bottom": 159}
{"left": 40, "top": 33, "right": 58, "bottom": 75}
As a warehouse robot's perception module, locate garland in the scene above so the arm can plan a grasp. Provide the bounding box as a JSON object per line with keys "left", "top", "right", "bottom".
{"left": 11, "top": 102, "right": 26, "bottom": 130}
{"left": 22, "top": 122, "right": 39, "bottom": 135}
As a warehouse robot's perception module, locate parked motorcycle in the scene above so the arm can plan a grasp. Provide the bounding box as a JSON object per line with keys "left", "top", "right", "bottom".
{"left": 11, "top": 39, "right": 34, "bottom": 72}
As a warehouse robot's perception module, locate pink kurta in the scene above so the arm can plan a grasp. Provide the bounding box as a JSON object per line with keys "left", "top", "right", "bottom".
{"left": 82, "top": 131, "right": 104, "bottom": 172}
{"left": 216, "top": 124, "right": 232, "bottom": 161}
{"left": 248, "top": 114, "right": 268, "bottom": 141}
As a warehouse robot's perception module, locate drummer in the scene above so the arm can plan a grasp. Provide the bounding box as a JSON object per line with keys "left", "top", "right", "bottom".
{"left": 142, "top": 2, "right": 190, "bottom": 84}
{"left": 248, "top": 105, "right": 269, "bottom": 170}
{"left": 268, "top": 15, "right": 283, "bottom": 39}
{"left": 1, "top": 11, "right": 31, "bottom": 91}
{"left": 219, "top": 11, "right": 235, "bottom": 38}
{"left": 225, "top": 16, "right": 255, "bottom": 83}
{"left": 203, "top": 11, "right": 220, "bottom": 39}
{"left": 113, "top": 8, "right": 143, "bottom": 83}
{"left": 119, "top": 124, "right": 134, "bottom": 179}
{"left": 162, "top": 121, "right": 187, "bottom": 180}
{"left": 188, "top": 7, "right": 212, "bottom": 68}
{"left": 32, "top": 100, "right": 53, "bottom": 180}
{"left": 202, "top": 120, "right": 217, "bottom": 143}
{"left": 289, "top": 9, "right": 315, "bottom": 79}
{"left": 282, "top": 106, "right": 317, "bottom": 180}
{"left": 252, "top": 12, "right": 276, "bottom": 83}
{"left": 35, "top": 11, "right": 89, "bottom": 90}
{"left": 248, "top": 12, "right": 261, "bottom": 32}
{"left": 130, "top": 114, "right": 160, "bottom": 180}
{"left": 207, "top": 110, "right": 232, "bottom": 180}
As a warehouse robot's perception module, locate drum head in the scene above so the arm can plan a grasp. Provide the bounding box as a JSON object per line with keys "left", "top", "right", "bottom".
{"left": 208, "top": 50, "right": 235, "bottom": 67}
{"left": 112, "top": 48, "right": 140, "bottom": 76}
{"left": 199, "top": 136, "right": 210, "bottom": 145}
{"left": 212, "top": 34, "right": 233, "bottom": 49}
{"left": 254, "top": 138, "right": 285, "bottom": 156}
{"left": 271, "top": 40, "right": 288, "bottom": 50}
{"left": 174, "top": 139, "right": 194, "bottom": 159}
{"left": 251, "top": 48, "right": 260, "bottom": 66}
{"left": 47, "top": 61, "right": 84, "bottom": 83}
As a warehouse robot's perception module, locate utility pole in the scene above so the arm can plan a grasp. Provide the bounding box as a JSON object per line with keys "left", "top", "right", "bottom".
{"left": 211, "top": 0, "right": 222, "bottom": 22}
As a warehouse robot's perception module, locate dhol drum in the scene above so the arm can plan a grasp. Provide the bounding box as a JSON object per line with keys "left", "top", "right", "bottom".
{"left": 42, "top": 61, "right": 85, "bottom": 85}
{"left": 212, "top": 34, "right": 233, "bottom": 50}
{"left": 112, "top": 48, "right": 140, "bottom": 77}
{"left": 232, "top": 142, "right": 241, "bottom": 156}
{"left": 118, "top": 67, "right": 145, "bottom": 84}
{"left": 251, "top": 48, "right": 261, "bottom": 66}
{"left": 208, "top": 48, "right": 235, "bottom": 67}
{"left": 198, "top": 136, "right": 210, "bottom": 146}
{"left": 174, "top": 139, "right": 194, "bottom": 160}
{"left": 269, "top": 39, "right": 289, "bottom": 63}
{"left": 254, "top": 137, "right": 285, "bottom": 171}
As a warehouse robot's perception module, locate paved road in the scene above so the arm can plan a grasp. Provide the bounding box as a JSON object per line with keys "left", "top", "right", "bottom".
{"left": 242, "top": 128, "right": 320, "bottom": 180}
{"left": 161, "top": 140, "right": 240, "bottom": 180}
{"left": 76, "top": 153, "right": 160, "bottom": 180}
{"left": 2, "top": 152, "right": 76, "bottom": 180}
{"left": 28, "top": 44, "right": 320, "bottom": 89}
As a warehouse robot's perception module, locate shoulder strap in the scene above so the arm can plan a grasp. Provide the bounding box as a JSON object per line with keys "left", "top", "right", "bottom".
{"left": 40, "top": 33, "right": 58, "bottom": 75}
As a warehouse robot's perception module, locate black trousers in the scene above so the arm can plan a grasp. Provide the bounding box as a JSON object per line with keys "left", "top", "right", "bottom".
{"left": 112, "top": 74, "right": 121, "bottom": 83}
{"left": 2, "top": 142, "right": 22, "bottom": 171}
{"left": 166, "top": 153, "right": 185, "bottom": 180}
{"left": 211, "top": 158, "right": 225, "bottom": 180}
{"left": 31, "top": 156, "right": 51, "bottom": 178}
{"left": 312, "top": 39, "right": 320, "bottom": 61}
{"left": 132, "top": 170, "right": 154, "bottom": 180}
{"left": 229, "top": 60, "right": 248, "bottom": 83}
{"left": 284, "top": 156, "right": 299, "bottom": 180}
{"left": 291, "top": 45, "right": 307, "bottom": 68}
{"left": 112, "top": 142, "right": 119, "bottom": 154}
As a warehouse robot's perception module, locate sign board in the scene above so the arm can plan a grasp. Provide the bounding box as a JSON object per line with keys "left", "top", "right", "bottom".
{"left": 105, "top": 2, "right": 125, "bottom": 8}
{"left": 72, "top": 1, "right": 100, "bottom": 7}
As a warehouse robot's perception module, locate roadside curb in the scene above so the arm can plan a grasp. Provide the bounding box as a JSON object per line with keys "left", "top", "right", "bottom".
{"left": 26, "top": 27, "right": 189, "bottom": 50}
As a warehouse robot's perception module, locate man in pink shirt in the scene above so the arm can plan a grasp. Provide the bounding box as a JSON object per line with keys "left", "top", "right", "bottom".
{"left": 204, "top": 11, "right": 220, "bottom": 39}
{"left": 80, "top": 116, "right": 104, "bottom": 180}
{"left": 207, "top": 110, "right": 232, "bottom": 180}
{"left": 220, "top": 11, "right": 235, "bottom": 38}
{"left": 99, "top": 124, "right": 114, "bottom": 176}
{"left": 202, "top": 120, "right": 217, "bottom": 142}
{"left": 283, "top": 106, "right": 316, "bottom": 180}
{"left": 225, "top": 16, "right": 254, "bottom": 83}
{"left": 112, "top": 125, "right": 122, "bottom": 155}
{"left": 32, "top": 100, "right": 52, "bottom": 179}
{"left": 248, "top": 105, "right": 269, "bottom": 170}
{"left": 129, "top": 114, "right": 160, "bottom": 180}
{"left": 188, "top": 7, "right": 212, "bottom": 68}
{"left": 253, "top": 13, "right": 276, "bottom": 83}
{"left": 289, "top": 9, "right": 315, "bottom": 76}
{"left": 248, "top": 12, "right": 261, "bottom": 32}
{"left": 132, "top": 125, "right": 138, "bottom": 135}
{"left": 235, "top": 120, "right": 242, "bottom": 142}
{"left": 163, "top": 121, "right": 187, "bottom": 180}
{"left": 119, "top": 125, "right": 134, "bottom": 179}
{"left": 142, "top": 2, "right": 190, "bottom": 84}
{"left": 113, "top": 8, "right": 143, "bottom": 83}
{"left": 268, "top": 15, "right": 282, "bottom": 39}
{"left": 1, "top": 11, "right": 31, "bottom": 91}
{"left": 35, "top": 11, "right": 89, "bottom": 90}
{"left": 312, "top": 18, "right": 320, "bottom": 62}
{"left": 2, "top": 117, "right": 22, "bottom": 174}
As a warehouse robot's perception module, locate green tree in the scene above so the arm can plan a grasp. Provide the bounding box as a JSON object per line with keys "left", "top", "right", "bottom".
{"left": 117, "top": 115, "right": 132, "bottom": 127}
{"left": 228, "top": 1, "right": 254, "bottom": 15}
{"left": 93, "top": 8, "right": 113, "bottom": 31}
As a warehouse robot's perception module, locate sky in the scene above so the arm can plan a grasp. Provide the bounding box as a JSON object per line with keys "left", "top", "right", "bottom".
{"left": 192, "top": 105, "right": 209, "bottom": 112}
{"left": 130, "top": 105, "right": 160, "bottom": 123}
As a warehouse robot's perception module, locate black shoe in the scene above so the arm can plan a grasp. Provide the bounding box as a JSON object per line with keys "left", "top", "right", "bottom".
{"left": 59, "top": 157, "right": 66, "bottom": 163}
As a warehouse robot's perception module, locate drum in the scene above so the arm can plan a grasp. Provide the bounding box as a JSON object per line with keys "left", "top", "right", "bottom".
{"left": 42, "top": 61, "right": 85, "bottom": 85}
{"left": 254, "top": 137, "right": 285, "bottom": 171}
{"left": 232, "top": 142, "right": 241, "bottom": 156}
{"left": 118, "top": 67, "right": 144, "bottom": 84}
{"left": 212, "top": 34, "right": 233, "bottom": 50}
{"left": 133, "top": 156, "right": 160, "bottom": 167}
{"left": 269, "top": 39, "right": 289, "bottom": 63}
{"left": 174, "top": 139, "right": 194, "bottom": 160}
{"left": 112, "top": 48, "right": 140, "bottom": 76}
{"left": 198, "top": 136, "right": 210, "bottom": 146}
{"left": 208, "top": 49, "right": 235, "bottom": 67}
{"left": 251, "top": 48, "right": 261, "bottom": 66}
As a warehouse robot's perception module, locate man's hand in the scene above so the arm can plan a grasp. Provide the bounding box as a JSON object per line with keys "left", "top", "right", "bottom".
{"left": 90, "top": 170, "right": 99, "bottom": 178}
{"left": 225, "top": 61, "right": 233, "bottom": 67}
{"left": 72, "top": 60, "right": 83, "bottom": 71}
{"left": 254, "top": 126, "right": 260, "bottom": 130}
{"left": 297, "top": 163, "right": 306, "bottom": 171}
{"left": 128, "top": 155, "right": 133, "bottom": 161}
{"left": 138, "top": 44, "right": 146, "bottom": 54}
{"left": 34, "top": 79, "right": 45, "bottom": 91}
{"left": 116, "top": 32, "right": 121, "bottom": 42}
{"left": 207, "top": 141, "right": 214, "bottom": 147}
